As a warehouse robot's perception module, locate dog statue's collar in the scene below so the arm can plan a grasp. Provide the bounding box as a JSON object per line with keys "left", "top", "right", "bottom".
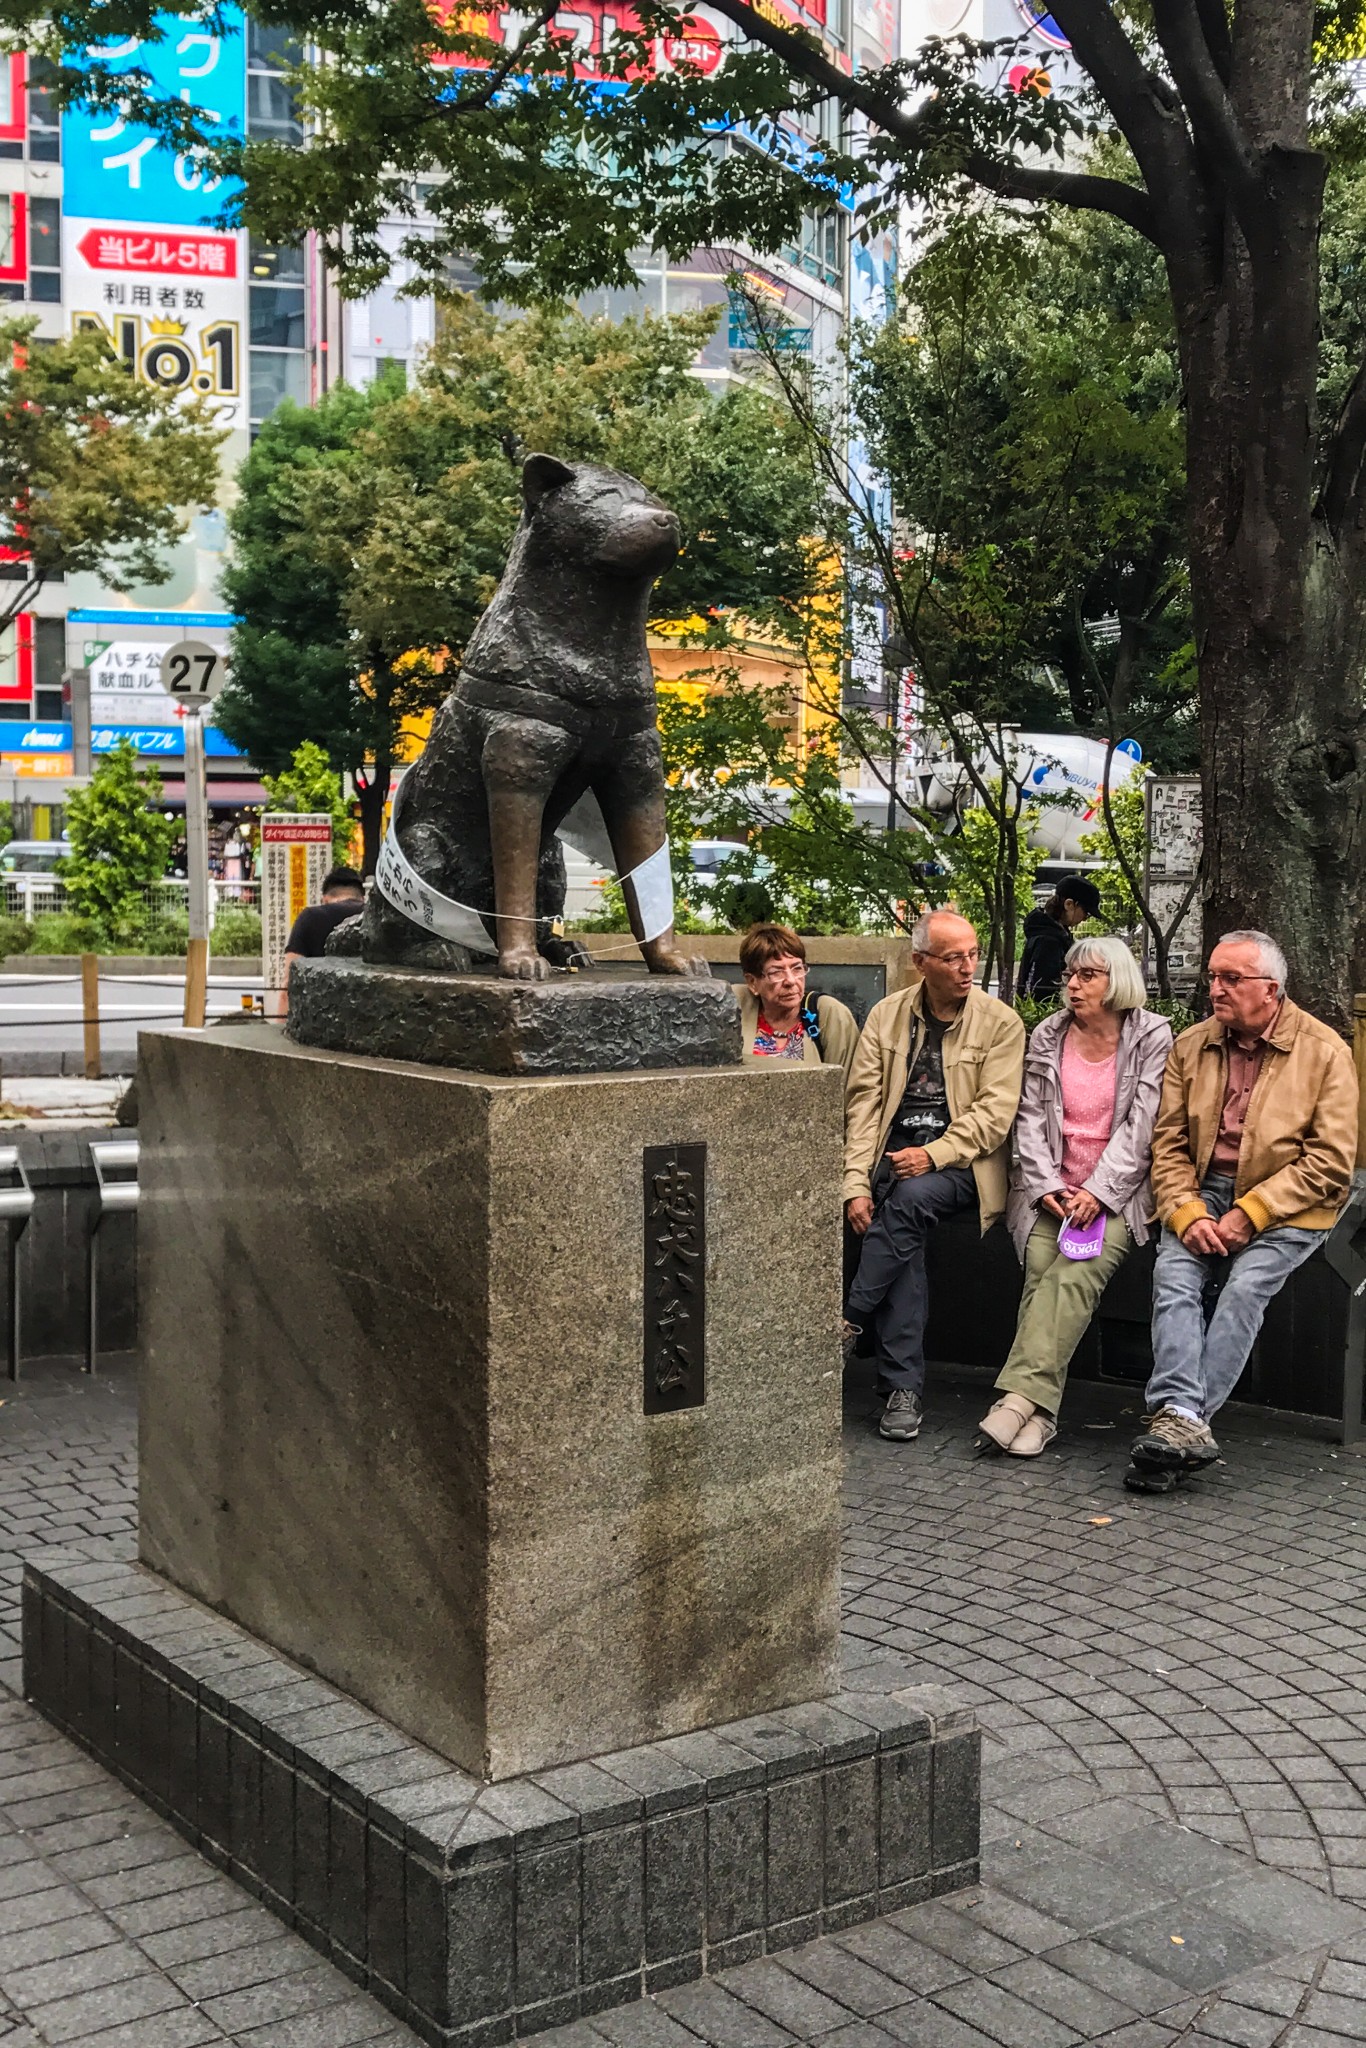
{"left": 455, "top": 670, "right": 657, "bottom": 741}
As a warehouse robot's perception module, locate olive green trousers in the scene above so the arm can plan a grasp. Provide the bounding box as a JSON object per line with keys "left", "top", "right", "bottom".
{"left": 994, "top": 1212, "right": 1131, "bottom": 1417}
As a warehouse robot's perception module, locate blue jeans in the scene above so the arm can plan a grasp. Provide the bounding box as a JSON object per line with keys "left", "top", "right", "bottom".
{"left": 846, "top": 1164, "right": 977, "bottom": 1394}
{"left": 1146, "top": 1174, "right": 1325, "bottom": 1422}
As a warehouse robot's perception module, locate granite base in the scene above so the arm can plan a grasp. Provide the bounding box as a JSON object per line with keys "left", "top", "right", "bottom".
{"left": 137, "top": 1029, "right": 844, "bottom": 1781}
{"left": 23, "top": 1552, "right": 981, "bottom": 2047}
{"left": 286, "top": 960, "right": 742, "bottom": 1075}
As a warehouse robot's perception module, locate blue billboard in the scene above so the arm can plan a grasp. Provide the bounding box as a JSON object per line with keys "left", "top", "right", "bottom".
{"left": 62, "top": 8, "right": 246, "bottom": 226}
{"left": 0, "top": 722, "right": 244, "bottom": 759}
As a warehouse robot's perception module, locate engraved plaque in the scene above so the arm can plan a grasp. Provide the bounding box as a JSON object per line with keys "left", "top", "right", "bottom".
{"left": 643, "top": 1143, "right": 706, "bottom": 1413}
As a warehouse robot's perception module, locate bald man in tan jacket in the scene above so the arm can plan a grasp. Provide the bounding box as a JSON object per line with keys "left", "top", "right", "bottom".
{"left": 843, "top": 911, "right": 1025, "bottom": 1441}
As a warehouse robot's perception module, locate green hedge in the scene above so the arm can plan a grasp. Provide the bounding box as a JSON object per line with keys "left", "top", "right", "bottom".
{"left": 0, "top": 905, "right": 263, "bottom": 958}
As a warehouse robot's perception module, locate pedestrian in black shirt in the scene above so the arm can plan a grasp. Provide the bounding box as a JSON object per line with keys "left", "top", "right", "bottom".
{"left": 1019, "top": 875, "right": 1102, "bottom": 999}
{"left": 284, "top": 867, "right": 365, "bottom": 998}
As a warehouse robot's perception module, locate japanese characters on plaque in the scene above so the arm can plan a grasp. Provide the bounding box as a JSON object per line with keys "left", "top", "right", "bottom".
{"left": 643, "top": 1144, "right": 706, "bottom": 1414}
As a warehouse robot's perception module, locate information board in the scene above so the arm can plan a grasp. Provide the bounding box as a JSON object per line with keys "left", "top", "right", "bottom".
{"left": 1144, "top": 777, "right": 1203, "bottom": 987}
{"left": 261, "top": 813, "right": 332, "bottom": 1001}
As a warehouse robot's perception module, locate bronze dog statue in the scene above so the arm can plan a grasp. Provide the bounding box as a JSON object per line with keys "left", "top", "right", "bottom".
{"left": 356, "top": 453, "right": 707, "bottom": 981}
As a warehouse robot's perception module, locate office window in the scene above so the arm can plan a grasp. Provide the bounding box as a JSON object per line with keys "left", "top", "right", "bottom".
{"left": 0, "top": 193, "right": 21, "bottom": 303}
{"left": 247, "top": 71, "right": 303, "bottom": 150}
{"left": 248, "top": 348, "right": 306, "bottom": 417}
{"left": 246, "top": 25, "right": 307, "bottom": 429}
{"left": 29, "top": 616, "right": 63, "bottom": 721}
{"left": 28, "top": 195, "right": 59, "bottom": 301}
{"left": 248, "top": 235, "right": 308, "bottom": 425}
{"left": 0, "top": 54, "right": 59, "bottom": 162}
{"left": 782, "top": 211, "right": 843, "bottom": 291}
{"left": 26, "top": 56, "right": 59, "bottom": 160}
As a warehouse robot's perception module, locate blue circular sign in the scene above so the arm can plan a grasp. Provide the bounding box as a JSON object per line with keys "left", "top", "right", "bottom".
{"left": 1017, "top": 1, "right": 1069, "bottom": 48}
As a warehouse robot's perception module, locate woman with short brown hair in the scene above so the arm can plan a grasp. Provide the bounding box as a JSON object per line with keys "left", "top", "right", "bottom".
{"left": 737, "top": 924, "right": 859, "bottom": 1079}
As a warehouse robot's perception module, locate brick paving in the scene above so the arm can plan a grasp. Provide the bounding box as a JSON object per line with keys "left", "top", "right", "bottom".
{"left": 7, "top": 1358, "right": 1366, "bottom": 2044}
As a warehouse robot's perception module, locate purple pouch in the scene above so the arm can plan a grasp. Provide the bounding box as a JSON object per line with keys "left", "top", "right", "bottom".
{"left": 1058, "top": 1211, "right": 1107, "bottom": 1261}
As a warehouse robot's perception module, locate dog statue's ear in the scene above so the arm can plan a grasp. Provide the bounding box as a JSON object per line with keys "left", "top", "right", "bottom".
{"left": 522, "top": 453, "right": 575, "bottom": 509}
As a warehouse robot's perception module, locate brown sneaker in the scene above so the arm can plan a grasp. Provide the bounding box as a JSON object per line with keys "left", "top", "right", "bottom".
{"left": 1130, "top": 1406, "right": 1220, "bottom": 1472}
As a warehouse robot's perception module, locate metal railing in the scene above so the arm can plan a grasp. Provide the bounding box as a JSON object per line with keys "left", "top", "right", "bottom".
{"left": 0, "top": 1145, "right": 33, "bottom": 1380}
{"left": 88, "top": 1138, "right": 139, "bottom": 1376}
{"left": 0, "top": 877, "right": 261, "bottom": 923}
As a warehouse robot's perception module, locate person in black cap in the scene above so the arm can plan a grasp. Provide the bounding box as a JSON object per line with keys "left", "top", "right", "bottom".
{"left": 1018, "top": 874, "right": 1103, "bottom": 999}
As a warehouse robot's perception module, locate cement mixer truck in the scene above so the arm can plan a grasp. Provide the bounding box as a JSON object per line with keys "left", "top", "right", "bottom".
{"left": 898, "top": 730, "right": 1144, "bottom": 867}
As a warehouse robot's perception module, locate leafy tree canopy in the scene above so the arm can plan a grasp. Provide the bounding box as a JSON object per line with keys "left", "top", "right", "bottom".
{"left": 58, "top": 738, "right": 178, "bottom": 937}
{"left": 261, "top": 740, "right": 357, "bottom": 862}
{"left": 214, "top": 296, "right": 821, "bottom": 863}
{"left": 0, "top": 316, "right": 223, "bottom": 631}
{"left": 854, "top": 202, "right": 1194, "bottom": 769}
{"left": 8, "top": 0, "right": 1363, "bottom": 314}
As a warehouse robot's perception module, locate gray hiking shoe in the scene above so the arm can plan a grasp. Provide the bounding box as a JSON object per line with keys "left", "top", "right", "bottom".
{"left": 841, "top": 1319, "right": 862, "bottom": 1367}
{"left": 1130, "top": 1405, "right": 1220, "bottom": 1471}
{"left": 879, "top": 1388, "right": 922, "bottom": 1441}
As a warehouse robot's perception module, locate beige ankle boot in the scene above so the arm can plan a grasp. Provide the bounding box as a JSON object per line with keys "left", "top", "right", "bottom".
{"left": 978, "top": 1392, "right": 1034, "bottom": 1451}
{"left": 1007, "top": 1412, "right": 1058, "bottom": 1457}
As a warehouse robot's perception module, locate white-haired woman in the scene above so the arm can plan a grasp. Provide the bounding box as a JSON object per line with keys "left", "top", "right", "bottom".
{"left": 979, "top": 934, "right": 1174, "bottom": 1457}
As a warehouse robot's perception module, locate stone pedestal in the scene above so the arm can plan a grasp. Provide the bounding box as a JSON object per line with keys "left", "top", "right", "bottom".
{"left": 286, "top": 959, "right": 742, "bottom": 1074}
{"left": 136, "top": 1025, "right": 844, "bottom": 1782}
{"left": 23, "top": 1551, "right": 980, "bottom": 2046}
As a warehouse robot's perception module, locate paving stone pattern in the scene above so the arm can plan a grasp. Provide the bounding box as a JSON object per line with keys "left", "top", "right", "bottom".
{"left": 8, "top": 1359, "right": 1366, "bottom": 2044}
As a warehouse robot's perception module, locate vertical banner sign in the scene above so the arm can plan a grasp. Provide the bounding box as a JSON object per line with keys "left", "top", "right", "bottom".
{"left": 261, "top": 814, "right": 332, "bottom": 997}
{"left": 61, "top": 9, "right": 247, "bottom": 435}
{"left": 643, "top": 1144, "right": 706, "bottom": 1414}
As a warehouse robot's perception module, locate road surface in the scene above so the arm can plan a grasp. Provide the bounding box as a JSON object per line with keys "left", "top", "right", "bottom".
{"left": 0, "top": 969, "right": 264, "bottom": 1075}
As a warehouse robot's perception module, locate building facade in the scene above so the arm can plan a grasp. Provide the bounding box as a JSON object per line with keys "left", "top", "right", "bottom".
{"left": 0, "top": 0, "right": 902, "bottom": 833}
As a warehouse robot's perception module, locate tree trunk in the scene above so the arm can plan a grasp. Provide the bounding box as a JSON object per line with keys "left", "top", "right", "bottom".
{"left": 1170, "top": 151, "right": 1366, "bottom": 1036}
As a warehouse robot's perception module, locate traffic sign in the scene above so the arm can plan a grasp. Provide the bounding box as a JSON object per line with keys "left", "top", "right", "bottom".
{"left": 162, "top": 638, "right": 226, "bottom": 706}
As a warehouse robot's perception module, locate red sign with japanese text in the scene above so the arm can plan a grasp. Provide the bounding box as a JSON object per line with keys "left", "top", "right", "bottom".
{"left": 262, "top": 820, "right": 334, "bottom": 844}
{"left": 76, "top": 229, "right": 238, "bottom": 279}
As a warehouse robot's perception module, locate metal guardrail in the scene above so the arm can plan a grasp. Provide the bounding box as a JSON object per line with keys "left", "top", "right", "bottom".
{"left": 88, "top": 1138, "right": 139, "bottom": 1377}
{"left": 0, "top": 877, "right": 261, "bottom": 923}
{"left": 0, "top": 1143, "right": 34, "bottom": 1380}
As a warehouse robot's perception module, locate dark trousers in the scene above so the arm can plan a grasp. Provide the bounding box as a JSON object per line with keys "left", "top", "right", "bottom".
{"left": 846, "top": 1165, "right": 977, "bottom": 1394}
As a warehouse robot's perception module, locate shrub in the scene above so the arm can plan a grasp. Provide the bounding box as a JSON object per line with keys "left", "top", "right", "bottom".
{"left": 212, "top": 906, "right": 262, "bottom": 956}
{"left": 135, "top": 908, "right": 191, "bottom": 956}
{"left": 0, "top": 914, "right": 31, "bottom": 958}
{"left": 27, "top": 911, "right": 106, "bottom": 955}
{"left": 59, "top": 741, "right": 178, "bottom": 936}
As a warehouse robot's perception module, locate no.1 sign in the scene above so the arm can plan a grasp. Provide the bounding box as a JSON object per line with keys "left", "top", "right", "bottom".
{"left": 162, "top": 639, "right": 227, "bottom": 707}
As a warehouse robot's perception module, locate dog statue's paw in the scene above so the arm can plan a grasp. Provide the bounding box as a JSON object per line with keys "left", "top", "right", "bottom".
{"left": 643, "top": 940, "right": 710, "bottom": 977}
{"left": 499, "top": 948, "right": 553, "bottom": 982}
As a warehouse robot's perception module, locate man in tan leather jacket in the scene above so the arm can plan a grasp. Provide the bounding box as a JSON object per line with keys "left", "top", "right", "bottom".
{"left": 1126, "top": 928, "right": 1358, "bottom": 1492}
{"left": 843, "top": 910, "right": 1025, "bottom": 1441}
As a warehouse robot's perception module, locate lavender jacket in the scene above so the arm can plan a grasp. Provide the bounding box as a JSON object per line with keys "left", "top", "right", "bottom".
{"left": 1005, "top": 1005, "right": 1175, "bottom": 1262}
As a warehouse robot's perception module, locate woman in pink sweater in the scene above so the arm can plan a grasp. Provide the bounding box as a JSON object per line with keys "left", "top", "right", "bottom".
{"left": 979, "top": 934, "right": 1173, "bottom": 1457}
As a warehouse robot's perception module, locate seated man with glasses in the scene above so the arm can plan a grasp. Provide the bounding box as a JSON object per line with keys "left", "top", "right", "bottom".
{"left": 1127, "top": 929, "right": 1359, "bottom": 1491}
{"left": 842, "top": 909, "right": 1025, "bottom": 1441}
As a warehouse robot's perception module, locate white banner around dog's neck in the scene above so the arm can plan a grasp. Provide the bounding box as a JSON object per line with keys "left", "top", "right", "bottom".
{"left": 375, "top": 817, "right": 676, "bottom": 952}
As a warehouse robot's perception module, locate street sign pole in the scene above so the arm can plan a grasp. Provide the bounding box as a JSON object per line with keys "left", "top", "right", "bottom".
{"left": 63, "top": 668, "right": 92, "bottom": 779}
{"left": 183, "top": 708, "right": 210, "bottom": 1030}
{"left": 160, "top": 638, "right": 226, "bottom": 1032}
